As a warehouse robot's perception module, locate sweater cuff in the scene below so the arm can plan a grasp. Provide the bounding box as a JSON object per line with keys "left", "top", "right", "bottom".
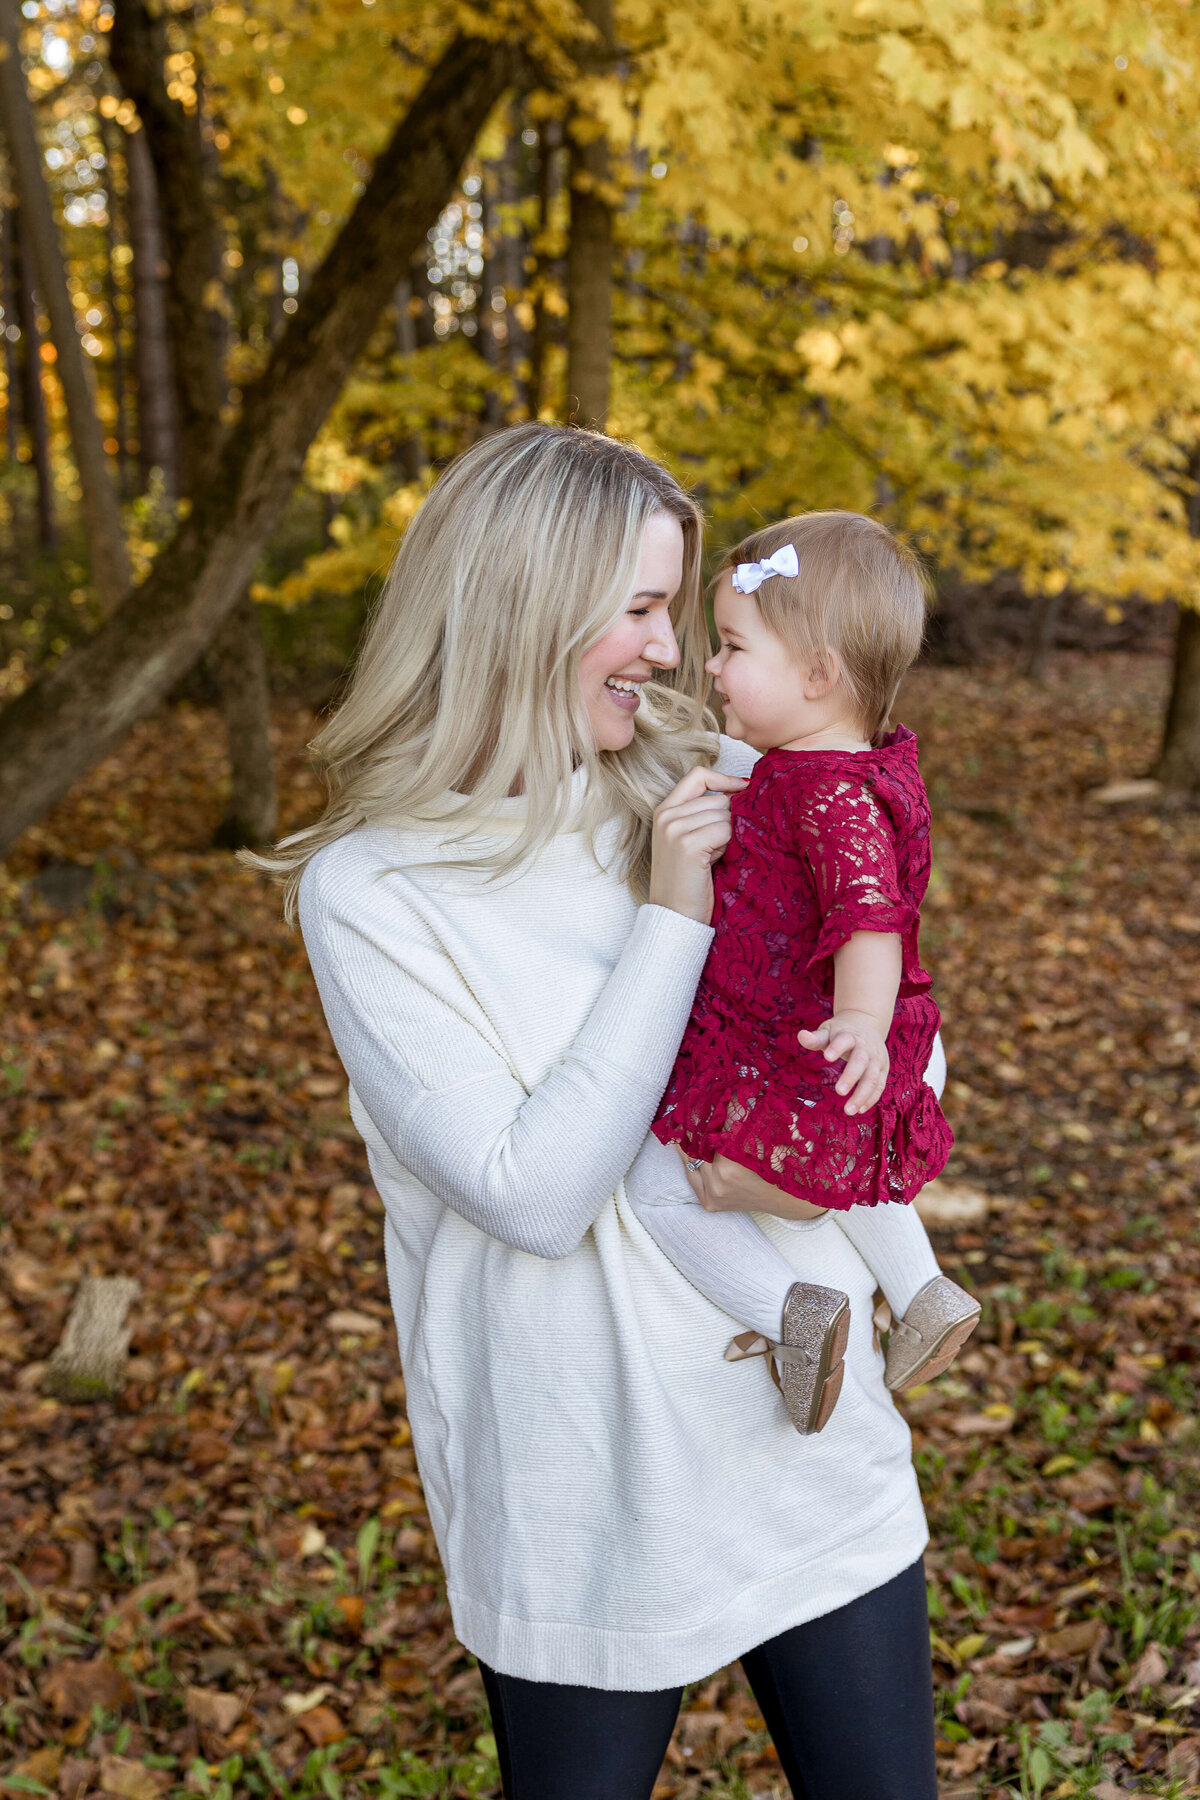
{"left": 576, "top": 903, "right": 713, "bottom": 1089}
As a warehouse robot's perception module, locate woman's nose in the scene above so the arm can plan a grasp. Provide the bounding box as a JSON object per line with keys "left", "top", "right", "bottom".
{"left": 646, "top": 621, "right": 681, "bottom": 670}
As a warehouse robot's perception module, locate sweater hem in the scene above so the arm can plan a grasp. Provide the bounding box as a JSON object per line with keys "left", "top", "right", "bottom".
{"left": 445, "top": 1486, "right": 929, "bottom": 1690}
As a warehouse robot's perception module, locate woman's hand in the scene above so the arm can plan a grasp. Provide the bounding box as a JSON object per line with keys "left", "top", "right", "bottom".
{"left": 675, "top": 1147, "right": 827, "bottom": 1219}
{"left": 648, "top": 767, "right": 748, "bottom": 925}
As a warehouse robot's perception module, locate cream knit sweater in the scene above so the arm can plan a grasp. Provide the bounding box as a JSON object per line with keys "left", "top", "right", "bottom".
{"left": 298, "top": 738, "right": 927, "bottom": 1690}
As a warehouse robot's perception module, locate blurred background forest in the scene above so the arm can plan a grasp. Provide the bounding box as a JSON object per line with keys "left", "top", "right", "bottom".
{"left": 3, "top": 3, "right": 1200, "bottom": 1799}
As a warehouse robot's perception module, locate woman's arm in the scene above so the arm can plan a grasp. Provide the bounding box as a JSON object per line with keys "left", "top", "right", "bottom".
{"left": 302, "top": 861, "right": 715, "bottom": 1260}
{"left": 299, "top": 764, "right": 746, "bottom": 1262}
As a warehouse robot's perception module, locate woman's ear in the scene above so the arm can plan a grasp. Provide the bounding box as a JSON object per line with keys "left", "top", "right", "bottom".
{"left": 803, "top": 647, "right": 843, "bottom": 702}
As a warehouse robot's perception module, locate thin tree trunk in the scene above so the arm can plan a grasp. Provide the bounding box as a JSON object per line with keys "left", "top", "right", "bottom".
{"left": 13, "top": 209, "right": 55, "bottom": 547}
{"left": 0, "top": 0, "right": 130, "bottom": 606}
{"left": 109, "top": 0, "right": 225, "bottom": 490}
{"left": 527, "top": 119, "right": 561, "bottom": 419}
{"left": 209, "top": 594, "right": 276, "bottom": 847}
{"left": 1, "top": 202, "right": 20, "bottom": 460}
{"left": 0, "top": 34, "right": 516, "bottom": 857}
{"left": 1155, "top": 454, "right": 1200, "bottom": 793}
{"left": 121, "top": 120, "right": 178, "bottom": 497}
{"left": 393, "top": 278, "right": 426, "bottom": 482}
{"left": 1023, "top": 589, "right": 1061, "bottom": 682}
{"left": 565, "top": 0, "right": 614, "bottom": 430}
{"left": 100, "top": 116, "right": 132, "bottom": 497}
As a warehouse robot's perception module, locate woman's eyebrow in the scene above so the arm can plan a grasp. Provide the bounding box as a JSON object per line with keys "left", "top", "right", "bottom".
{"left": 633, "top": 588, "right": 671, "bottom": 599}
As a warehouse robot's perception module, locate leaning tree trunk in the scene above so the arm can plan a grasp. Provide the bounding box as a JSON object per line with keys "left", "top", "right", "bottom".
{"left": 1155, "top": 452, "right": 1200, "bottom": 794}
{"left": 209, "top": 595, "right": 277, "bottom": 848}
{"left": 0, "top": 0, "right": 130, "bottom": 607}
{"left": 0, "top": 35, "right": 516, "bottom": 858}
{"left": 565, "top": 0, "right": 614, "bottom": 430}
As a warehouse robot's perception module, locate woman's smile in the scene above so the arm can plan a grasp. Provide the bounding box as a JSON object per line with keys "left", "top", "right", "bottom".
{"left": 604, "top": 675, "right": 645, "bottom": 713}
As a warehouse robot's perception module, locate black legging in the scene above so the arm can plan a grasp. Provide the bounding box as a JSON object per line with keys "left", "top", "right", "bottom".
{"left": 479, "top": 1558, "right": 936, "bottom": 1800}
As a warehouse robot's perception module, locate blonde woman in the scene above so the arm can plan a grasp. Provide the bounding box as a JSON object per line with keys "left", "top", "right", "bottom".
{"left": 267, "top": 426, "right": 938, "bottom": 1799}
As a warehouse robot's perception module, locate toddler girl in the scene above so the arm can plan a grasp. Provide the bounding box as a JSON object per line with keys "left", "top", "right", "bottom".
{"left": 626, "top": 511, "right": 980, "bottom": 1433}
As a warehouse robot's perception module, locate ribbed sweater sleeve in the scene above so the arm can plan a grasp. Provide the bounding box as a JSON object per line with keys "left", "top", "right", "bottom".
{"left": 299, "top": 848, "right": 714, "bottom": 1260}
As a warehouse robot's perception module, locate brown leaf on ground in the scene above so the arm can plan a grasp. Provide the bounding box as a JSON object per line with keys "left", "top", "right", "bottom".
{"left": 184, "top": 1687, "right": 244, "bottom": 1735}
{"left": 1126, "top": 1640, "right": 1170, "bottom": 1692}
{"left": 42, "top": 1660, "right": 134, "bottom": 1719}
{"left": 1039, "top": 1618, "right": 1107, "bottom": 1659}
{"left": 98, "top": 1758, "right": 169, "bottom": 1800}
{"left": 296, "top": 1705, "right": 346, "bottom": 1747}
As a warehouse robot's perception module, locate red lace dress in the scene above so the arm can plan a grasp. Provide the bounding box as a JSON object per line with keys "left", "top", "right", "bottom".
{"left": 652, "top": 726, "right": 952, "bottom": 1209}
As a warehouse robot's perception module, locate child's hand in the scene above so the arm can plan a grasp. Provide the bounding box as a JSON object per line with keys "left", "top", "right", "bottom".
{"left": 797, "top": 1011, "right": 890, "bottom": 1116}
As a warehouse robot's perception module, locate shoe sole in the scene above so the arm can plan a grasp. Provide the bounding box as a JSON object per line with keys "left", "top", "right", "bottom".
{"left": 888, "top": 1309, "right": 981, "bottom": 1393}
{"left": 784, "top": 1294, "right": 850, "bottom": 1434}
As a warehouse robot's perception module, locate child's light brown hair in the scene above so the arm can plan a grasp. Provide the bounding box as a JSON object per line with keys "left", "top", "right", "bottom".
{"left": 721, "top": 511, "right": 929, "bottom": 743}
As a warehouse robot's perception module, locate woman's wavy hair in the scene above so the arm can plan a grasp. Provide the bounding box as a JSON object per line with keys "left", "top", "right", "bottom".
{"left": 251, "top": 424, "right": 717, "bottom": 916}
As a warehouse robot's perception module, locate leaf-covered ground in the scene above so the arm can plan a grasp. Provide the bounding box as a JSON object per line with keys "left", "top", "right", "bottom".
{"left": 1, "top": 652, "right": 1198, "bottom": 1800}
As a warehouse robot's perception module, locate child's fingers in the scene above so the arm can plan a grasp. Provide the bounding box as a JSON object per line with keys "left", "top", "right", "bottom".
{"left": 834, "top": 1041, "right": 870, "bottom": 1094}
{"left": 825, "top": 1031, "right": 860, "bottom": 1066}
{"left": 797, "top": 1024, "right": 831, "bottom": 1050}
{"left": 844, "top": 1069, "right": 884, "bottom": 1116}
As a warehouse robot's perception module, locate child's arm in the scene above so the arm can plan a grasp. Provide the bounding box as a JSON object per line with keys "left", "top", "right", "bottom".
{"left": 797, "top": 930, "right": 900, "bottom": 1117}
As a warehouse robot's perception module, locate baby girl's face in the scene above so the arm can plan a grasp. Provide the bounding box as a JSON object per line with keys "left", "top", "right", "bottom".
{"left": 707, "top": 578, "right": 813, "bottom": 748}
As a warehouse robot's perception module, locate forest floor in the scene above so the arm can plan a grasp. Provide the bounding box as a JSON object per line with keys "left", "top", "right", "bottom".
{"left": 2, "top": 650, "right": 1199, "bottom": 1800}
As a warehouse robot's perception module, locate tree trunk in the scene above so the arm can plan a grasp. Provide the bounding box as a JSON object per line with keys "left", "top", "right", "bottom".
{"left": 13, "top": 208, "right": 55, "bottom": 547}
{"left": 0, "top": 0, "right": 130, "bottom": 606}
{"left": 209, "top": 594, "right": 277, "bottom": 847}
{"left": 109, "top": 0, "right": 225, "bottom": 491}
{"left": 1156, "top": 606, "right": 1200, "bottom": 792}
{"left": 527, "top": 119, "right": 561, "bottom": 420}
{"left": 121, "top": 119, "right": 179, "bottom": 497}
{"left": 565, "top": 0, "right": 614, "bottom": 430}
{"left": 100, "top": 115, "right": 132, "bottom": 497}
{"left": 1, "top": 203, "right": 20, "bottom": 461}
{"left": 1155, "top": 453, "right": 1200, "bottom": 793}
{"left": 1023, "top": 589, "right": 1061, "bottom": 682}
{"left": 0, "top": 34, "right": 516, "bottom": 857}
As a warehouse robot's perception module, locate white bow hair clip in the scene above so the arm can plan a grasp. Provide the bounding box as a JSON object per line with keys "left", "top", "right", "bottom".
{"left": 731, "top": 543, "right": 799, "bottom": 594}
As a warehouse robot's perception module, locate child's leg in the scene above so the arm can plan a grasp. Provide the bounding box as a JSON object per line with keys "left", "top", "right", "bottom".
{"left": 833, "top": 1204, "right": 941, "bottom": 1319}
{"left": 624, "top": 1135, "right": 797, "bottom": 1340}
{"left": 625, "top": 1135, "right": 849, "bottom": 1434}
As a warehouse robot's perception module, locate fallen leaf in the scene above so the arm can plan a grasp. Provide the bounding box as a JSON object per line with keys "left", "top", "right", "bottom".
{"left": 98, "top": 1759, "right": 168, "bottom": 1800}
{"left": 296, "top": 1705, "right": 346, "bottom": 1747}
{"left": 1, "top": 1748, "right": 63, "bottom": 1795}
{"left": 282, "top": 1687, "right": 330, "bottom": 1717}
{"left": 1127, "top": 1640, "right": 1169, "bottom": 1692}
{"left": 42, "top": 1660, "right": 134, "bottom": 1720}
{"left": 325, "top": 1309, "right": 382, "bottom": 1335}
{"left": 914, "top": 1180, "right": 991, "bottom": 1227}
{"left": 184, "top": 1688, "right": 243, "bottom": 1735}
{"left": 1039, "top": 1618, "right": 1107, "bottom": 1658}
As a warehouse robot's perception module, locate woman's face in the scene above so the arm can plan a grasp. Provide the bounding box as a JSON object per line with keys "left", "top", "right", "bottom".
{"left": 578, "top": 513, "right": 684, "bottom": 752}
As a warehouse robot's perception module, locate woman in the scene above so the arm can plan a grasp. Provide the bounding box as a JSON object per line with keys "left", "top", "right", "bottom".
{"left": 264, "top": 425, "right": 938, "bottom": 1799}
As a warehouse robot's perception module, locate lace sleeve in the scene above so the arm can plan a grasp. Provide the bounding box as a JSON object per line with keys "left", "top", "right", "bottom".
{"left": 795, "top": 776, "right": 917, "bottom": 978}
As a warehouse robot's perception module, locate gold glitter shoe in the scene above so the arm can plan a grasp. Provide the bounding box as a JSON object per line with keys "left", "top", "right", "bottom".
{"left": 884, "top": 1276, "right": 981, "bottom": 1392}
{"left": 728, "top": 1283, "right": 847, "bottom": 1434}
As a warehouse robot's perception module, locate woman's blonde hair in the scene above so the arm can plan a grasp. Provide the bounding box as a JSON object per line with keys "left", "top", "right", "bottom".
{"left": 254, "top": 424, "right": 716, "bottom": 916}
{"left": 722, "top": 512, "right": 929, "bottom": 742}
